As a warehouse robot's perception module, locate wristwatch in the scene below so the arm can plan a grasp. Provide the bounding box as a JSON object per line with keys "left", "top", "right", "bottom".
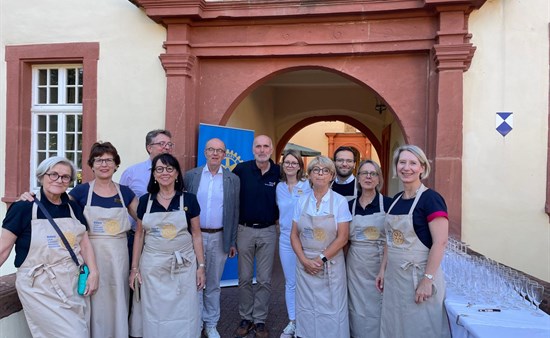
{"left": 319, "top": 253, "right": 328, "bottom": 263}
{"left": 423, "top": 273, "right": 434, "bottom": 281}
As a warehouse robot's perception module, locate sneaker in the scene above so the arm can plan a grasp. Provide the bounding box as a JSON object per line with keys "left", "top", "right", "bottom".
{"left": 280, "top": 321, "right": 296, "bottom": 338}
{"left": 255, "top": 323, "right": 269, "bottom": 338}
{"left": 235, "top": 319, "right": 255, "bottom": 337}
{"left": 204, "top": 326, "right": 221, "bottom": 338}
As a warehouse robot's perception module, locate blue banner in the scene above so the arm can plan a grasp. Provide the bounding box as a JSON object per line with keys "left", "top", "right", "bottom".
{"left": 197, "top": 123, "right": 254, "bottom": 286}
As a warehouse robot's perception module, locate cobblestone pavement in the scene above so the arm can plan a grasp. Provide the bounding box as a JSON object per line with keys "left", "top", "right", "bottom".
{"left": 217, "top": 245, "right": 288, "bottom": 338}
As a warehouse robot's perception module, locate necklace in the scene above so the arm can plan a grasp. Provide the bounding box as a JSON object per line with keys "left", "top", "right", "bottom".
{"left": 359, "top": 193, "right": 376, "bottom": 208}
{"left": 403, "top": 185, "right": 421, "bottom": 199}
{"left": 158, "top": 191, "right": 176, "bottom": 200}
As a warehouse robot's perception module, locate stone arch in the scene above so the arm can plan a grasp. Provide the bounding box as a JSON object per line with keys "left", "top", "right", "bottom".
{"left": 275, "top": 115, "right": 382, "bottom": 159}
{"left": 135, "top": 0, "right": 487, "bottom": 237}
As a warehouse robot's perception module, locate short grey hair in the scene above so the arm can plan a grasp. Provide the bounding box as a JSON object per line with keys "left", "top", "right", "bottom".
{"left": 36, "top": 156, "right": 78, "bottom": 185}
{"left": 392, "top": 145, "right": 431, "bottom": 180}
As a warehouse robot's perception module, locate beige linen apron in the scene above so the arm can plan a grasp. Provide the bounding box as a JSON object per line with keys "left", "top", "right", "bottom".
{"left": 380, "top": 184, "right": 451, "bottom": 338}
{"left": 15, "top": 192, "right": 89, "bottom": 338}
{"left": 84, "top": 180, "right": 131, "bottom": 338}
{"left": 139, "top": 194, "right": 200, "bottom": 338}
{"left": 295, "top": 191, "right": 349, "bottom": 338}
{"left": 347, "top": 194, "right": 385, "bottom": 338}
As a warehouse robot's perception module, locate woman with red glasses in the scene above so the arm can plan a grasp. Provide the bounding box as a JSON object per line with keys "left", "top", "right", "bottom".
{"left": 129, "top": 153, "right": 205, "bottom": 338}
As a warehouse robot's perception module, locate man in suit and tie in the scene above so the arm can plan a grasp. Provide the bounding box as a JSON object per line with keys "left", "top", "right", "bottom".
{"left": 184, "top": 138, "right": 240, "bottom": 338}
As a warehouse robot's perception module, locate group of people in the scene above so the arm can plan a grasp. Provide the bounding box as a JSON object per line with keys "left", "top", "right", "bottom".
{"left": 0, "top": 128, "right": 451, "bottom": 338}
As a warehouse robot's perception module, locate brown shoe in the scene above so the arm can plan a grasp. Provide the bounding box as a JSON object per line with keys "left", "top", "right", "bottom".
{"left": 235, "top": 319, "right": 255, "bottom": 337}
{"left": 255, "top": 323, "right": 269, "bottom": 338}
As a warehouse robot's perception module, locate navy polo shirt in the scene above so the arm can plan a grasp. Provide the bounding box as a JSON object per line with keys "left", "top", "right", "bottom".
{"left": 232, "top": 159, "right": 280, "bottom": 224}
{"left": 136, "top": 191, "right": 200, "bottom": 225}
{"left": 388, "top": 189, "right": 448, "bottom": 249}
{"left": 348, "top": 191, "right": 393, "bottom": 215}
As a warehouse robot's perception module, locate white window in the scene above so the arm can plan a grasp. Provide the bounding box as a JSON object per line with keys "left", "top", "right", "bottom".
{"left": 31, "top": 65, "right": 83, "bottom": 190}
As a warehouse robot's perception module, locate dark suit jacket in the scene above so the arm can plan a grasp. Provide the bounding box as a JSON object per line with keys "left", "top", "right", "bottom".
{"left": 184, "top": 166, "right": 240, "bottom": 253}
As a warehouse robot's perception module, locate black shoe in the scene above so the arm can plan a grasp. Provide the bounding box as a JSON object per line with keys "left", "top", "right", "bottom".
{"left": 254, "top": 323, "right": 269, "bottom": 338}
{"left": 235, "top": 319, "right": 255, "bottom": 338}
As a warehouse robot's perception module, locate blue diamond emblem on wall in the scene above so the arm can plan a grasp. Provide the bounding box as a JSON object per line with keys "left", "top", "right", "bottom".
{"left": 496, "top": 112, "right": 513, "bottom": 137}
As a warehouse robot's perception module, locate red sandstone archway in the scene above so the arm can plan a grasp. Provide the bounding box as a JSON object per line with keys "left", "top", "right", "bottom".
{"left": 276, "top": 115, "right": 382, "bottom": 159}
{"left": 134, "top": 0, "right": 487, "bottom": 237}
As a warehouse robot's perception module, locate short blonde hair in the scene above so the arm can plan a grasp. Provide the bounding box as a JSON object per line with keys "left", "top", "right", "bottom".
{"left": 392, "top": 145, "right": 431, "bottom": 180}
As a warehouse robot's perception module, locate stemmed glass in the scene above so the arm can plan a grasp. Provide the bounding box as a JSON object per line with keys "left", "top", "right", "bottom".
{"left": 528, "top": 282, "right": 545, "bottom": 316}
{"left": 519, "top": 276, "right": 531, "bottom": 308}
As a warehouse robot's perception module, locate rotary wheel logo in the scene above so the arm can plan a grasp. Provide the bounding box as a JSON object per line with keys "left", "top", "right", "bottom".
{"left": 223, "top": 149, "right": 243, "bottom": 171}
{"left": 60, "top": 231, "right": 77, "bottom": 248}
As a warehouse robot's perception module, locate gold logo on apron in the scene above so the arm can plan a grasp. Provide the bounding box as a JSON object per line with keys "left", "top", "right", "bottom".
{"left": 161, "top": 224, "right": 177, "bottom": 239}
{"left": 60, "top": 231, "right": 77, "bottom": 248}
{"left": 103, "top": 219, "right": 120, "bottom": 235}
{"left": 313, "top": 228, "right": 326, "bottom": 241}
{"left": 392, "top": 230, "right": 405, "bottom": 245}
{"left": 364, "top": 226, "right": 380, "bottom": 240}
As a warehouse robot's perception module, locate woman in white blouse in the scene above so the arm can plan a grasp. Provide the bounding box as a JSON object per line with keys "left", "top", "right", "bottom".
{"left": 290, "top": 155, "right": 352, "bottom": 338}
{"left": 276, "top": 149, "right": 311, "bottom": 338}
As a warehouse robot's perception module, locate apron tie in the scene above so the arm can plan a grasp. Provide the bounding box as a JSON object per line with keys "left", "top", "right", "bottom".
{"left": 400, "top": 261, "right": 422, "bottom": 290}
{"left": 170, "top": 250, "right": 191, "bottom": 295}
{"left": 27, "top": 263, "right": 69, "bottom": 303}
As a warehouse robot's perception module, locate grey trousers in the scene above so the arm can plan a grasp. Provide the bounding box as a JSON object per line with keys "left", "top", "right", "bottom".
{"left": 199, "top": 231, "right": 228, "bottom": 328}
{"left": 236, "top": 224, "right": 277, "bottom": 323}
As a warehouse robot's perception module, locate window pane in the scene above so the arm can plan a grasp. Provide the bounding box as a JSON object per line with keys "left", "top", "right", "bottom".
{"left": 67, "top": 87, "right": 75, "bottom": 104}
{"left": 78, "top": 87, "right": 83, "bottom": 104}
{"left": 77, "top": 133, "right": 82, "bottom": 150}
{"left": 39, "top": 69, "right": 47, "bottom": 86}
{"left": 49, "top": 134, "right": 57, "bottom": 150}
{"left": 66, "top": 134, "right": 75, "bottom": 150}
{"left": 66, "top": 152, "right": 74, "bottom": 162}
{"left": 38, "top": 115, "right": 47, "bottom": 132}
{"left": 38, "top": 152, "right": 46, "bottom": 164}
{"left": 50, "top": 88, "right": 58, "bottom": 104}
{"left": 50, "top": 115, "right": 58, "bottom": 131}
{"left": 38, "top": 134, "right": 46, "bottom": 150}
{"left": 38, "top": 88, "right": 47, "bottom": 104}
{"left": 50, "top": 69, "right": 58, "bottom": 85}
{"left": 77, "top": 115, "right": 82, "bottom": 130}
{"left": 67, "top": 69, "right": 75, "bottom": 85}
{"left": 78, "top": 68, "right": 83, "bottom": 85}
{"left": 76, "top": 153, "right": 82, "bottom": 169}
{"left": 67, "top": 115, "right": 75, "bottom": 132}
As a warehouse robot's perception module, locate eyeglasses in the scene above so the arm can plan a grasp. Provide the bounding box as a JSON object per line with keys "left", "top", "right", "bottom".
{"left": 283, "top": 161, "right": 299, "bottom": 167}
{"left": 45, "top": 172, "right": 72, "bottom": 183}
{"left": 311, "top": 167, "right": 331, "bottom": 175}
{"left": 205, "top": 147, "right": 226, "bottom": 154}
{"left": 335, "top": 159, "right": 355, "bottom": 164}
{"left": 93, "top": 158, "right": 115, "bottom": 166}
{"left": 154, "top": 166, "right": 175, "bottom": 173}
{"left": 358, "top": 171, "right": 379, "bottom": 178}
{"left": 149, "top": 141, "right": 175, "bottom": 149}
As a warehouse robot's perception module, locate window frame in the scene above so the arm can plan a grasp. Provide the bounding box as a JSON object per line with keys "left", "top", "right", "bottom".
{"left": 3, "top": 43, "right": 98, "bottom": 203}
{"left": 30, "top": 65, "right": 84, "bottom": 190}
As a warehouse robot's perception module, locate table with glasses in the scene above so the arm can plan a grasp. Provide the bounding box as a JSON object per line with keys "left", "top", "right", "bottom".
{"left": 442, "top": 238, "right": 550, "bottom": 338}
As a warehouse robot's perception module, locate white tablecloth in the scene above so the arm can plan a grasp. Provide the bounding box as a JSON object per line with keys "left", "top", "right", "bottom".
{"left": 445, "top": 287, "right": 550, "bottom": 338}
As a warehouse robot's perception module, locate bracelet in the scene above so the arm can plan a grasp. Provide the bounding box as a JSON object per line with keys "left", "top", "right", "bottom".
{"left": 131, "top": 267, "right": 139, "bottom": 271}
{"left": 198, "top": 263, "right": 206, "bottom": 268}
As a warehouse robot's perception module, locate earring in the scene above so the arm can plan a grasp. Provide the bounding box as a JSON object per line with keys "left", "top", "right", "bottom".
{"left": 154, "top": 180, "right": 157, "bottom": 184}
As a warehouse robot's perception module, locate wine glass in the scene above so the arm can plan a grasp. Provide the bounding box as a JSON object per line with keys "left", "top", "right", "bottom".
{"left": 529, "top": 282, "right": 545, "bottom": 316}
